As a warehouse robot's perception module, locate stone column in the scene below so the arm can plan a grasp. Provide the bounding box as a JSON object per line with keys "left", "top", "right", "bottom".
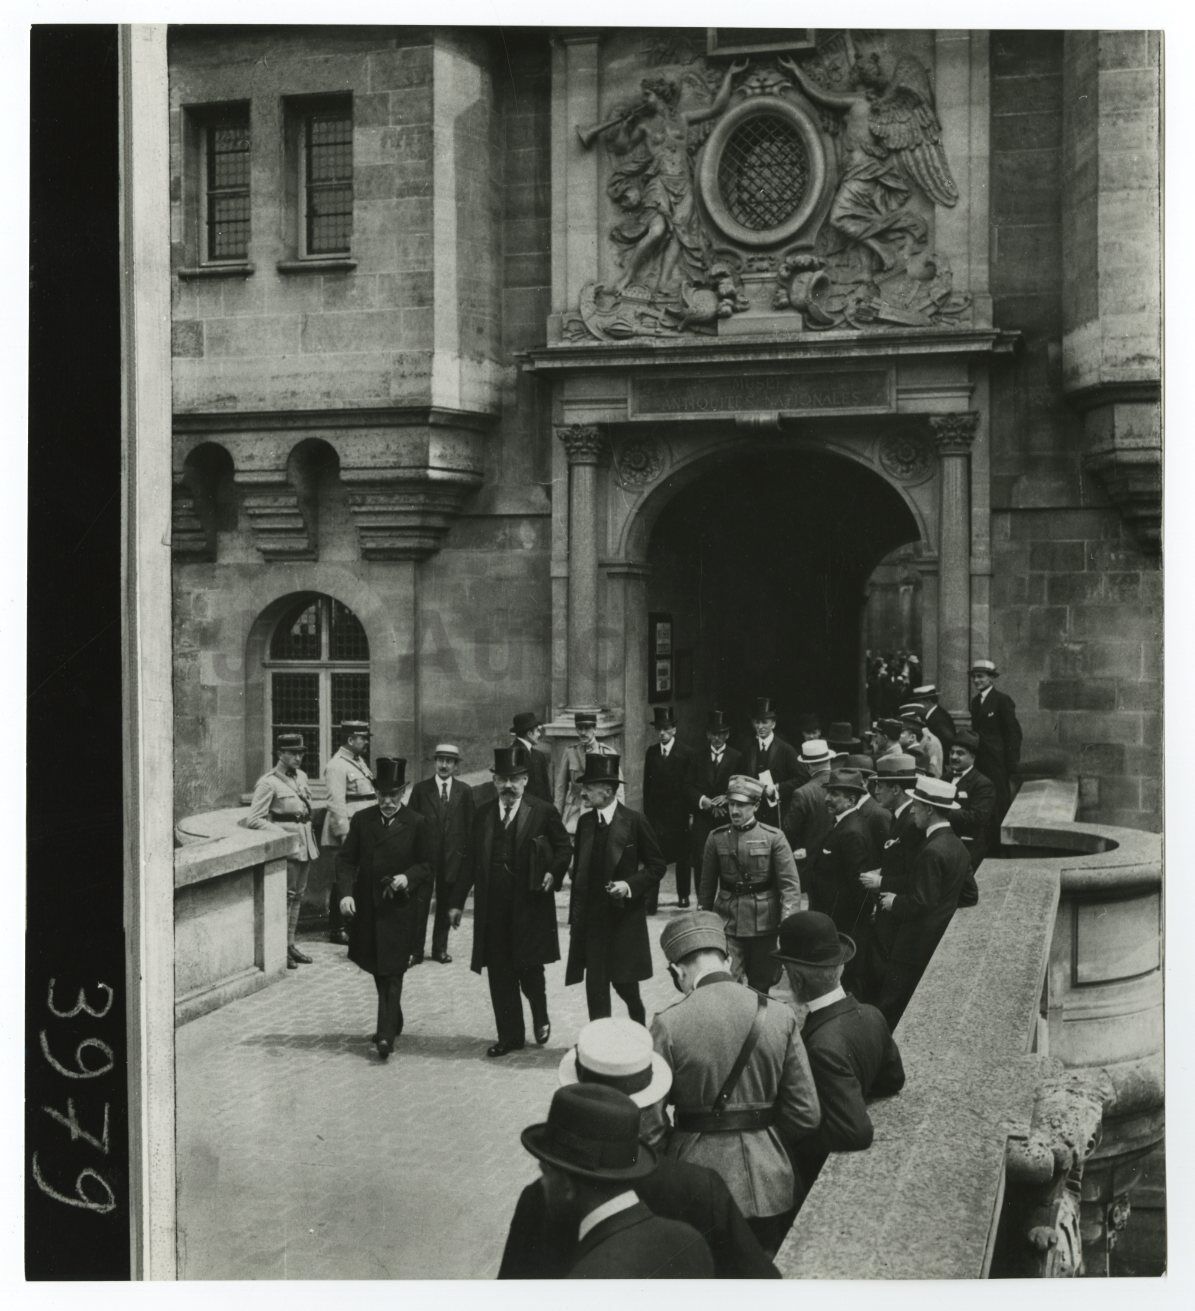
{"left": 558, "top": 424, "right": 607, "bottom": 710}
{"left": 932, "top": 413, "right": 979, "bottom": 711}
{"left": 608, "top": 562, "right": 651, "bottom": 808}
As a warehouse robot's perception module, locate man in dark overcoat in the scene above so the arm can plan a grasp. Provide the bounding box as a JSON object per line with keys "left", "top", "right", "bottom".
{"left": 511, "top": 710, "right": 554, "bottom": 805}
{"left": 565, "top": 753, "right": 665, "bottom": 1025}
{"left": 741, "top": 696, "right": 802, "bottom": 828}
{"left": 946, "top": 727, "right": 993, "bottom": 908}
{"left": 450, "top": 744, "right": 572, "bottom": 1057}
{"left": 642, "top": 705, "right": 695, "bottom": 913}
{"left": 872, "top": 776, "right": 972, "bottom": 1029}
{"left": 406, "top": 742, "right": 475, "bottom": 965}
{"left": 781, "top": 739, "right": 835, "bottom": 882}
{"left": 912, "top": 683, "right": 955, "bottom": 750}
{"left": 686, "top": 709, "right": 743, "bottom": 890}
{"left": 336, "top": 757, "right": 432, "bottom": 1060}
{"left": 969, "top": 658, "right": 1023, "bottom": 836}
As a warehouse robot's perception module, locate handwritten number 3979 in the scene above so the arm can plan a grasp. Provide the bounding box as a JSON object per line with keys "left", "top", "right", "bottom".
{"left": 31, "top": 979, "right": 116, "bottom": 1214}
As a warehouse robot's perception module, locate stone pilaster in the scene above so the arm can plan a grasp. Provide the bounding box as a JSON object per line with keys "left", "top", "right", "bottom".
{"left": 558, "top": 423, "right": 607, "bottom": 710}
{"left": 931, "top": 412, "right": 979, "bottom": 710}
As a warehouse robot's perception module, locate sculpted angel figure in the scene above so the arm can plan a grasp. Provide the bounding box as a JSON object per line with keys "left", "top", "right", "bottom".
{"left": 594, "top": 59, "right": 747, "bottom": 294}
{"left": 781, "top": 48, "right": 959, "bottom": 272}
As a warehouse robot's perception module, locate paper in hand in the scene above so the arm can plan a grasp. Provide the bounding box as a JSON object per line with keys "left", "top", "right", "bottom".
{"left": 758, "top": 769, "right": 775, "bottom": 790}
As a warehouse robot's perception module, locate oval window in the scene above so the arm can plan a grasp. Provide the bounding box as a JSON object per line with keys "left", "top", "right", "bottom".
{"left": 717, "top": 112, "right": 810, "bottom": 232}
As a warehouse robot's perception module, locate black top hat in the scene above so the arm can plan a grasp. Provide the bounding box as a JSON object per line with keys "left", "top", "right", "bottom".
{"left": 826, "top": 721, "right": 861, "bottom": 749}
{"left": 521, "top": 1084, "right": 656, "bottom": 1183}
{"left": 492, "top": 744, "right": 531, "bottom": 776}
{"left": 374, "top": 757, "right": 406, "bottom": 792}
{"left": 900, "top": 711, "right": 926, "bottom": 730}
{"left": 952, "top": 728, "right": 981, "bottom": 754}
{"left": 510, "top": 711, "right": 542, "bottom": 736}
{"left": 650, "top": 705, "right": 677, "bottom": 728}
{"left": 581, "top": 753, "right": 622, "bottom": 786}
{"left": 772, "top": 911, "right": 856, "bottom": 967}
{"left": 751, "top": 696, "right": 779, "bottom": 720}
{"left": 706, "top": 709, "right": 731, "bottom": 735}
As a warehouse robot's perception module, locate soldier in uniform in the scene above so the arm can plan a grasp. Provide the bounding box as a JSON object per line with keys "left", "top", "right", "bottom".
{"left": 511, "top": 710, "right": 554, "bottom": 805}
{"left": 320, "top": 720, "right": 376, "bottom": 944}
{"left": 652, "top": 911, "right": 821, "bottom": 1256}
{"left": 335, "top": 757, "right": 432, "bottom": 1059}
{"left": 406, "top": 743, "right": 475, "bottom": 965}
{"left": 698, "top": 775, "right": 801, "bottom": 993}
{"left": 686, "top": 709, "right": 743, "bottom": 897}
{"left": 969, "top": 658, "right": 1023, "bottom": 838}
{"left": 246, "top": 732, "right": 321, "bottom": 969}
{"left": 555, "top": 711, "right": 623, "bottom": 835}
{"left": 642, "top": 705, "right": 695, "bottom": 913}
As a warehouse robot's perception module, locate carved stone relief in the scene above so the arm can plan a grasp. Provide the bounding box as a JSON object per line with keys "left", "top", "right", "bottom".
{"left": 612, "top": 433, "right": 667, "bottom": 488}
{"left": 878, "top": 430, "right": 935, "bottom": 483}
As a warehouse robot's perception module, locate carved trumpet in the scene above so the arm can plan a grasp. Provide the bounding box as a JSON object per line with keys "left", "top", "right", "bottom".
{"left": 576, "top": 109, "right": 638, "bottom": 149}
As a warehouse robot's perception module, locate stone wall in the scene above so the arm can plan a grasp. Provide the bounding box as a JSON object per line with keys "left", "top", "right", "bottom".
{"left": 987, "top": 31, "right": 1161, "bottom": 833}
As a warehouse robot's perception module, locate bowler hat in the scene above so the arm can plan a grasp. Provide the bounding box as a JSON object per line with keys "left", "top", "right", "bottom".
{"left": 826, "top": 721, "right": 861, "bottom": 750}
{"left": 952, "top": 728, "right": 980, "bottom": 754}
{"left": 374, "top": 757, "right": 406, "bottom": 792}
{"left": 432, "top": 742, "right": 462, "bottom": 760}
{"left": 726, "top": 774, "right": 764, "bottom": 802}
{"left": 706, "top": 709, "right": 732, "bottom": 735}
{"left": 650, "top": 705, "right": 677, "bottom": 728}
{"left": 799, "top": 739, "right": 835, "bottom": 765}
{"left": 752, "top": 696, "right": 779, "bottom": 720}
{"left": 773, "top": 911, "right": 856, "bottom": 967}
{"left": 660, "top": 910, "right": 727, "bottom": 963}
{"left": 340, "top": 720, "right": 370, "bottom": 738}
{"left": 905, "top": 776, "right": 961, "bottom": 811}
{"left": 970, "top": 659, "right": 999, "bottom": 676}
{"left": 825, "top": 768, "right": 868, "bottom": 795}
{"left": 876, "top": 718, "right": 904, "bottom": 740}
{"left": 574, "top": 710, "right": 598, "bottom": 730}
{"left": 875, "top": 754, "right": 920, "bottom": 785}
{"left": 521, "top": 1084, "right": 656, "bottom": 1183}
{"left": 558, "top": 1018, "right": 672, "bottom": 1109}
{"left": 492, "top": 744, "right": 530, "bottom": 776}
{"left": 276, "top": 732, "right": 305, "bottom": 754}
{"left": 581, "top": 753, "right": 621, "bottom": 786}
{"left": 510, "top": 711, "right": 542, "bottom": 736}
{"left": 844, "top": 753, "right": 877, "bottom": 778}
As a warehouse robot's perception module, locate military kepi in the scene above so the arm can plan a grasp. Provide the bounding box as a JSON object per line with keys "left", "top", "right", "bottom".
{"left": 660, "top": 909, "right": 727, "bottom": 963}
{"left": 725, "top": 774, "right": 764, "bottom": 802}
{"left": 276, "top": 732, "right": 305, "bottom": 754}
{"left": 492, "top": 744, "right": 530, "bottom": 775}
{"left": 581, "top": 752, "right": 621, "bottom": 785}
{"left": 374, "top": 757, "right": 406, "bottom": 792}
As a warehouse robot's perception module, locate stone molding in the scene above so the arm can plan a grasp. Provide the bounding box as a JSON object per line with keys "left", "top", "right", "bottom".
{"left": 233, "top": 469, "right": 315, "bottom": 560}
{"left": 929, "top": 410, "right": 980, "bottom": 455}
{"left": 557, "top": 423, "right": 608, "bottom": 465}
{"left": 341, "top": 469, "right": 485, "bottom": 561}
{"left": 171, "top": 478, "right": 212, "bottom": 561}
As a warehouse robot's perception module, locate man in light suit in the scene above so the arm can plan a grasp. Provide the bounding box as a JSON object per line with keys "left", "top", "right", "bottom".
{"left": 565, "top": 754, "right": 665, "bottom": 1025}
{"left": 246, "top": 732, "right": 321, "bottom": 969}
{"left": 320, "top": 720, "right": 376, "bottom": 945}
{"left": 451, "top": 745, "right": 572, "bottom": 1056}
{"left": 642, "top": 705, "right": 695, "bottom": 913}
{"left": 652, "top": 911, "right": 821, "bottom": 1257}
{"left": 406, "top": 743, "right": 475, "bottom": 965}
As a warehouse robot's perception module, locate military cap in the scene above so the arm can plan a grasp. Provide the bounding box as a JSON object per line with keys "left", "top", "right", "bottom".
{"left": 574, "top": 710, "right": 599, "bottom": 730}
{"left": 876, "top": 718, "right": 904, "bottom": 740}
{"left": 340, "top": 719, "right": 370, "bottom": 737}
{"left": 952, "top": 728, "right": 981, "bottom": 754}
{"left": 905, "top": 776, "right": 961, "bottom": 811}
{"left": 276, "top": 732, "right": 305, "bottom": 754}
{"left": 660, "top": 910, "right": 727, "bottom": 963}
{"left": 900, "top": 711, "right": 926, "bottom": 730}
{"left": 726, "top": 774, "right": 764, "bottom": 802}
{"left": 970, "top": 659, "right": 999, "bottom": 676}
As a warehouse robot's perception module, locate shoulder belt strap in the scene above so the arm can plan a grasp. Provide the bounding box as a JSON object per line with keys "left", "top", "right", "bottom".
{"left": 711, "top": 992, "right": 768, "bottom": 1116}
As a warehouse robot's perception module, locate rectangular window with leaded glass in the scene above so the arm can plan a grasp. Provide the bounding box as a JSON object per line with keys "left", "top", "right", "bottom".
{"left": 203, "top": 110, "right": 251, "bottom": 263}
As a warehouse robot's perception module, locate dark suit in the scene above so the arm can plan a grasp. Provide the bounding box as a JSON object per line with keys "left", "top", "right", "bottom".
{"left": 336, "top": 805, "right": 433, "bottom": 1044}
{"left": 791, "top": 994, "right": 906, "bottom": 1193}
{"left": 643, "top": 738, "right": 696, "bottom": 907}
{"left": 924, "top": 703, "right": 956, "bottom": 750}
{"left": 687, "top": 745, "right": 744, "bottom": 875}
{"left": 567, "top": 1200, "right": 714, "bottom": 1279}
{"left": 949, "top": 764, "right": 995, "bottom": 908}
{"left": 808, "top": 807, "right": 883, "bottom": 994}
{"left": 565, "top": 804, "right": 665, "bottom": 1022}
{"left": 970, "top": 687, "right": 1023, "bottom": 832}
{"left": 454, "top": 794, "right": 571, "bottom": 1045}
{"left": 782, "top": 776, "right": 833, "bottom": 878}
{"left": 862, "top": 802, "right": 922, "bottom": 1000}
{"left": 743, "top": 734, "right": 803, "bottom": 827}
{"left": 874, "top": 822, "right": 972, "bottom": 1028}
{"left": 516, "top": 737, "right": 554, "bottom": 806}
{"left": 407, "top": 775, "right": 475, "bottom": 959}
{"left": 499, "top": 1157, "right": 779, "bottom": 1279}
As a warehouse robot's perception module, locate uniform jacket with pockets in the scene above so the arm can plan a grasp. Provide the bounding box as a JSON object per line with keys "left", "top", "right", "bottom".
{"left": 245, "top": 764, "right": 321, "bottom": 861}
{"left": 698, "top": 822, "right": 801, "bottom": 938}
{"left": 320, "top": 748, "right": 376, "bottom": 847}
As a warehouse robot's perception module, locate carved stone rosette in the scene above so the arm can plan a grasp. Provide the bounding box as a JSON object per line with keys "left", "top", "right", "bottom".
{"left": 878, "top": 430, "right": 935, "bottom": 483}
{"left": 557, "top": 424, "right": 608, "bottom": 466}
{"left": 613, "top": 434, "right": 666, "bottom": 488}
{"left": 930, "top": 412, "right": 980, "bottom": 455}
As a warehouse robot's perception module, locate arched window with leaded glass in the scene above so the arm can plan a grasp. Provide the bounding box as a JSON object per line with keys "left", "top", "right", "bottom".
{"left": 264, "top": 594, "right": 370, "bottom": 767}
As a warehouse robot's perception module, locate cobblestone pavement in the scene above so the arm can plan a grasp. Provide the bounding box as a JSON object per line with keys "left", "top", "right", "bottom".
{"left": 177, "top": 872, "right": 756, "bottom": 1280}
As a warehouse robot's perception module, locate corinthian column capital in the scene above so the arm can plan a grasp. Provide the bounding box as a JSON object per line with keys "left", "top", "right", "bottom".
{"left": 930, "top": 412, "right": 981, "bottom": 455}
{"left": 557, "top": 424, "right": 607, "bottom": 466}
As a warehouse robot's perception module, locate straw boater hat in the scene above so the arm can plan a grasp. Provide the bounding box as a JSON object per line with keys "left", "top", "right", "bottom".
{"left": 557, "top": 1017, "right": 673, "bottom": 1109}
{"left": 905, "top": 776, "right": 961, "bottom": 811}
{"left": 521, "top": 1084, "right": 656, "bottom": 1183}
{"left": 912, "top": 684, "right": 939, "bottom": 700}
{"left": 432, "top": 742, "right": 461, "bottom": 759}
{"left": 799, "top": 739, "right": 835, "bottom": 765}
{"left": 970, "top": 659, "right": 999, "bottom": 676}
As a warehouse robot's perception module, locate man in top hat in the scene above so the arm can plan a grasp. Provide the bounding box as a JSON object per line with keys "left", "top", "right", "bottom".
{"left": 686, "top": 710, "right": 744, "bottom": 891}
{"left": 500, "top": 1017, "right": 779, "bottom": 1279}
{"left": 698, "top": 775, "right": 801, "bottom": 993}
{"left": 511, "top": 711, "right": 553, "bottom": 805}
{"left": 843, "top": 754, "right": 893, "bottom": 855}
{"left": 336, "top": 758, "right": 432, "bottom": 1058}
{"left": 565, "top": 754, "right": 665, "bottom": 1025}
{"left": 742, "top": 697, "right": 802, "bottom": 827}
{"left": 872, "top": 776, "right": 973, "bottom": 1029}
{"left": 652, "top": 911, "right": 821, "bottom": 1257}
{"left": 555, "top": 711, "right": 623, "bottom": 834}
{"left": 406, "top": 743, "right": 475, "bottom": 965}
{"left": 781, "top": 740, "right": 836, "bottom": 880}
{"left": 320, "top": 720, "right": 376, "bottom": 944}
{"left": 642, "top": 705, "right": 696, "bottom": 913}
{"left": 246, "top": 733, "right": 322, "bottom": 969}
{"left": 451, "top": 745, "right": 572, "bottom": 1056}
{"left": 945, "top": 728, "right": 994, "bottom": 902}
{"left": 969, "top": 659, "right": 1023, "bottom": 836}
{"left": 773, "top": 912, "right": 905, "bottom": 1193}
{"left": 899, "top": 707, "right": 943, "bottom": 779}
{"left": 519, "top": 1083, "right": 714, "bottom": 1278}
{"left": 911, "top": 683, "right": 955, "bottom": 750}
{"left": 788, "top": 713, "right": 823, "bottom": 790}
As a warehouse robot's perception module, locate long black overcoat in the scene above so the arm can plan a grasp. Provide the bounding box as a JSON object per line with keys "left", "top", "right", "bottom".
{"left": 336, "top": 805, "right": 433, "bottom": 975}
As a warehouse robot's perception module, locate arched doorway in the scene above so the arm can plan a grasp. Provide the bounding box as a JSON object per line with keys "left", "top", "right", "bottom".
{"left": 644, "top": 447, "right": 921, "bottom": 743}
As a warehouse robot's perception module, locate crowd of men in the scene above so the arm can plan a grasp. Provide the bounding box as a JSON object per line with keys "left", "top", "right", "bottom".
{"left": 243, "top": 659, "right": 1023, "bottom": 1273}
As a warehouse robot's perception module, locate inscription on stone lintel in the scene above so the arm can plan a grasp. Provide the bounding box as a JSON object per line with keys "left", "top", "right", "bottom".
{"left": 632, "top": 370, "right": 892, "bottom": 417}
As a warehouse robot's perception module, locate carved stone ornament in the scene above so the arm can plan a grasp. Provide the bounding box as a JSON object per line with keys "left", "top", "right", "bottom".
{"left": 234, "top": 469, "right": 315, "bottom": 560}
{"left": 878, "top": 430, "right": 935, "bottom": 483}
{"left": 930, "top": 412, "right": 981, "bottom": 454}
{"left": 557, "top": 424, "right": 607, "bottom": 465}
{"left": 613, "top": 435, "right": 666, "bottom": 488}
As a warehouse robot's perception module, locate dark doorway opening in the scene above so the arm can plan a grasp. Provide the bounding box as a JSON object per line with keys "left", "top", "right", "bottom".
{"left": 645, "top": 446, "right": 920, "bottom": 743}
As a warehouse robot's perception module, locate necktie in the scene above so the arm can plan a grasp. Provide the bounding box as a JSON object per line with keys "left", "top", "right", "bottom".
{"left": 712, "top": 752, "right": 722, "bottom": 764}
{"left": 597, "top": 814, "right": 607, "bottom": 830}
{"left": 758, "top": 739, "right": 768, "bottom": 758}
{"left": 441, "top": 782, "right": 449, "bottom": 806}
{"left": 502, "top": 804, "right": 512, "bottom": 828}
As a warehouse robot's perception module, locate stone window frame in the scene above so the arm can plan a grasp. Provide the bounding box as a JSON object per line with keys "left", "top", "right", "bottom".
{"left": 177, "top": 99, "right": 255, "bottom": 280}
{"left": 697, "top": 94, "right": 828, "bottom": 249}
{"left": 277, "top": 92, "right": 358, "bottom": 275}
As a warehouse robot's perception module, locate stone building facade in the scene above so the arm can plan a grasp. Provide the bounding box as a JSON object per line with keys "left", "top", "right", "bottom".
{"left": 169, "top": 27, "right": 1161, "bottom": 834}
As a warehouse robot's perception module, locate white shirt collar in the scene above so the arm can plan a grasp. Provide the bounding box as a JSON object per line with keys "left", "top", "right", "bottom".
{"left": 660, "top": 738, "right": 672, "bottom": 757}
{"left": 597, "top": 798, "right": 619, "bottom": 825}
{"left": 978, "top": 685, "right": 991, "bottom": 702}
{"left": 894, "top": 798, "right": 913, "bottom": 818}
{"left": 926, "top": 819, "right": 950, "bottom": 836}
{"left": 757, "top": 732, "right": 774, "bottom": 750}
{"left": 437, "top": 776, "right": 452, "bottom": 794}
{"left": 500, "top": 795, "right": 522, "bottom": 822}
{"left": 578, "top": 1190, "right": 639, "bottom": 1243}
{"left": 807, "top": 984, "right": 847, "bottom": 1014}
{"left": 849, "top": 794, "right": 868, "bottom": 814}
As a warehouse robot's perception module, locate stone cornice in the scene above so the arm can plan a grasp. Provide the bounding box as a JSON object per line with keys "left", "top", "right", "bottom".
{"left": 1063, "top": 379, "right": 1161, "bottom": 414}
{"left": 173, "top": 405, "right": 499, "bottom": 435}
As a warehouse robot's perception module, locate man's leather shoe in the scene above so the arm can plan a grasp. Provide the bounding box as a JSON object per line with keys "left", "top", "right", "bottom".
{"left": 376, "top": 1040, "right": 391, "bottom": 1061}
{"left": 433, "top": 952, "right": 452, "bottom": 964}
{"left": 409, "top": 953, "right": 424, "bottom": 967}
{"left": 676, "top": 898, "right": 691, "bottom": 909}
{"left": 534, "top": 1022, "right": 551, "bottom": 1046}
{"left": 288, "top": 946, "right": 313, "bottom": 964}
{"left": 287, "top": 956, "right": 299, "bottom": 970}
{"left": 486, "top": 1040, "right": 525, "bottom": 1058}
{"left": 330, "top": 928, "right": 349, "bottom": 945}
